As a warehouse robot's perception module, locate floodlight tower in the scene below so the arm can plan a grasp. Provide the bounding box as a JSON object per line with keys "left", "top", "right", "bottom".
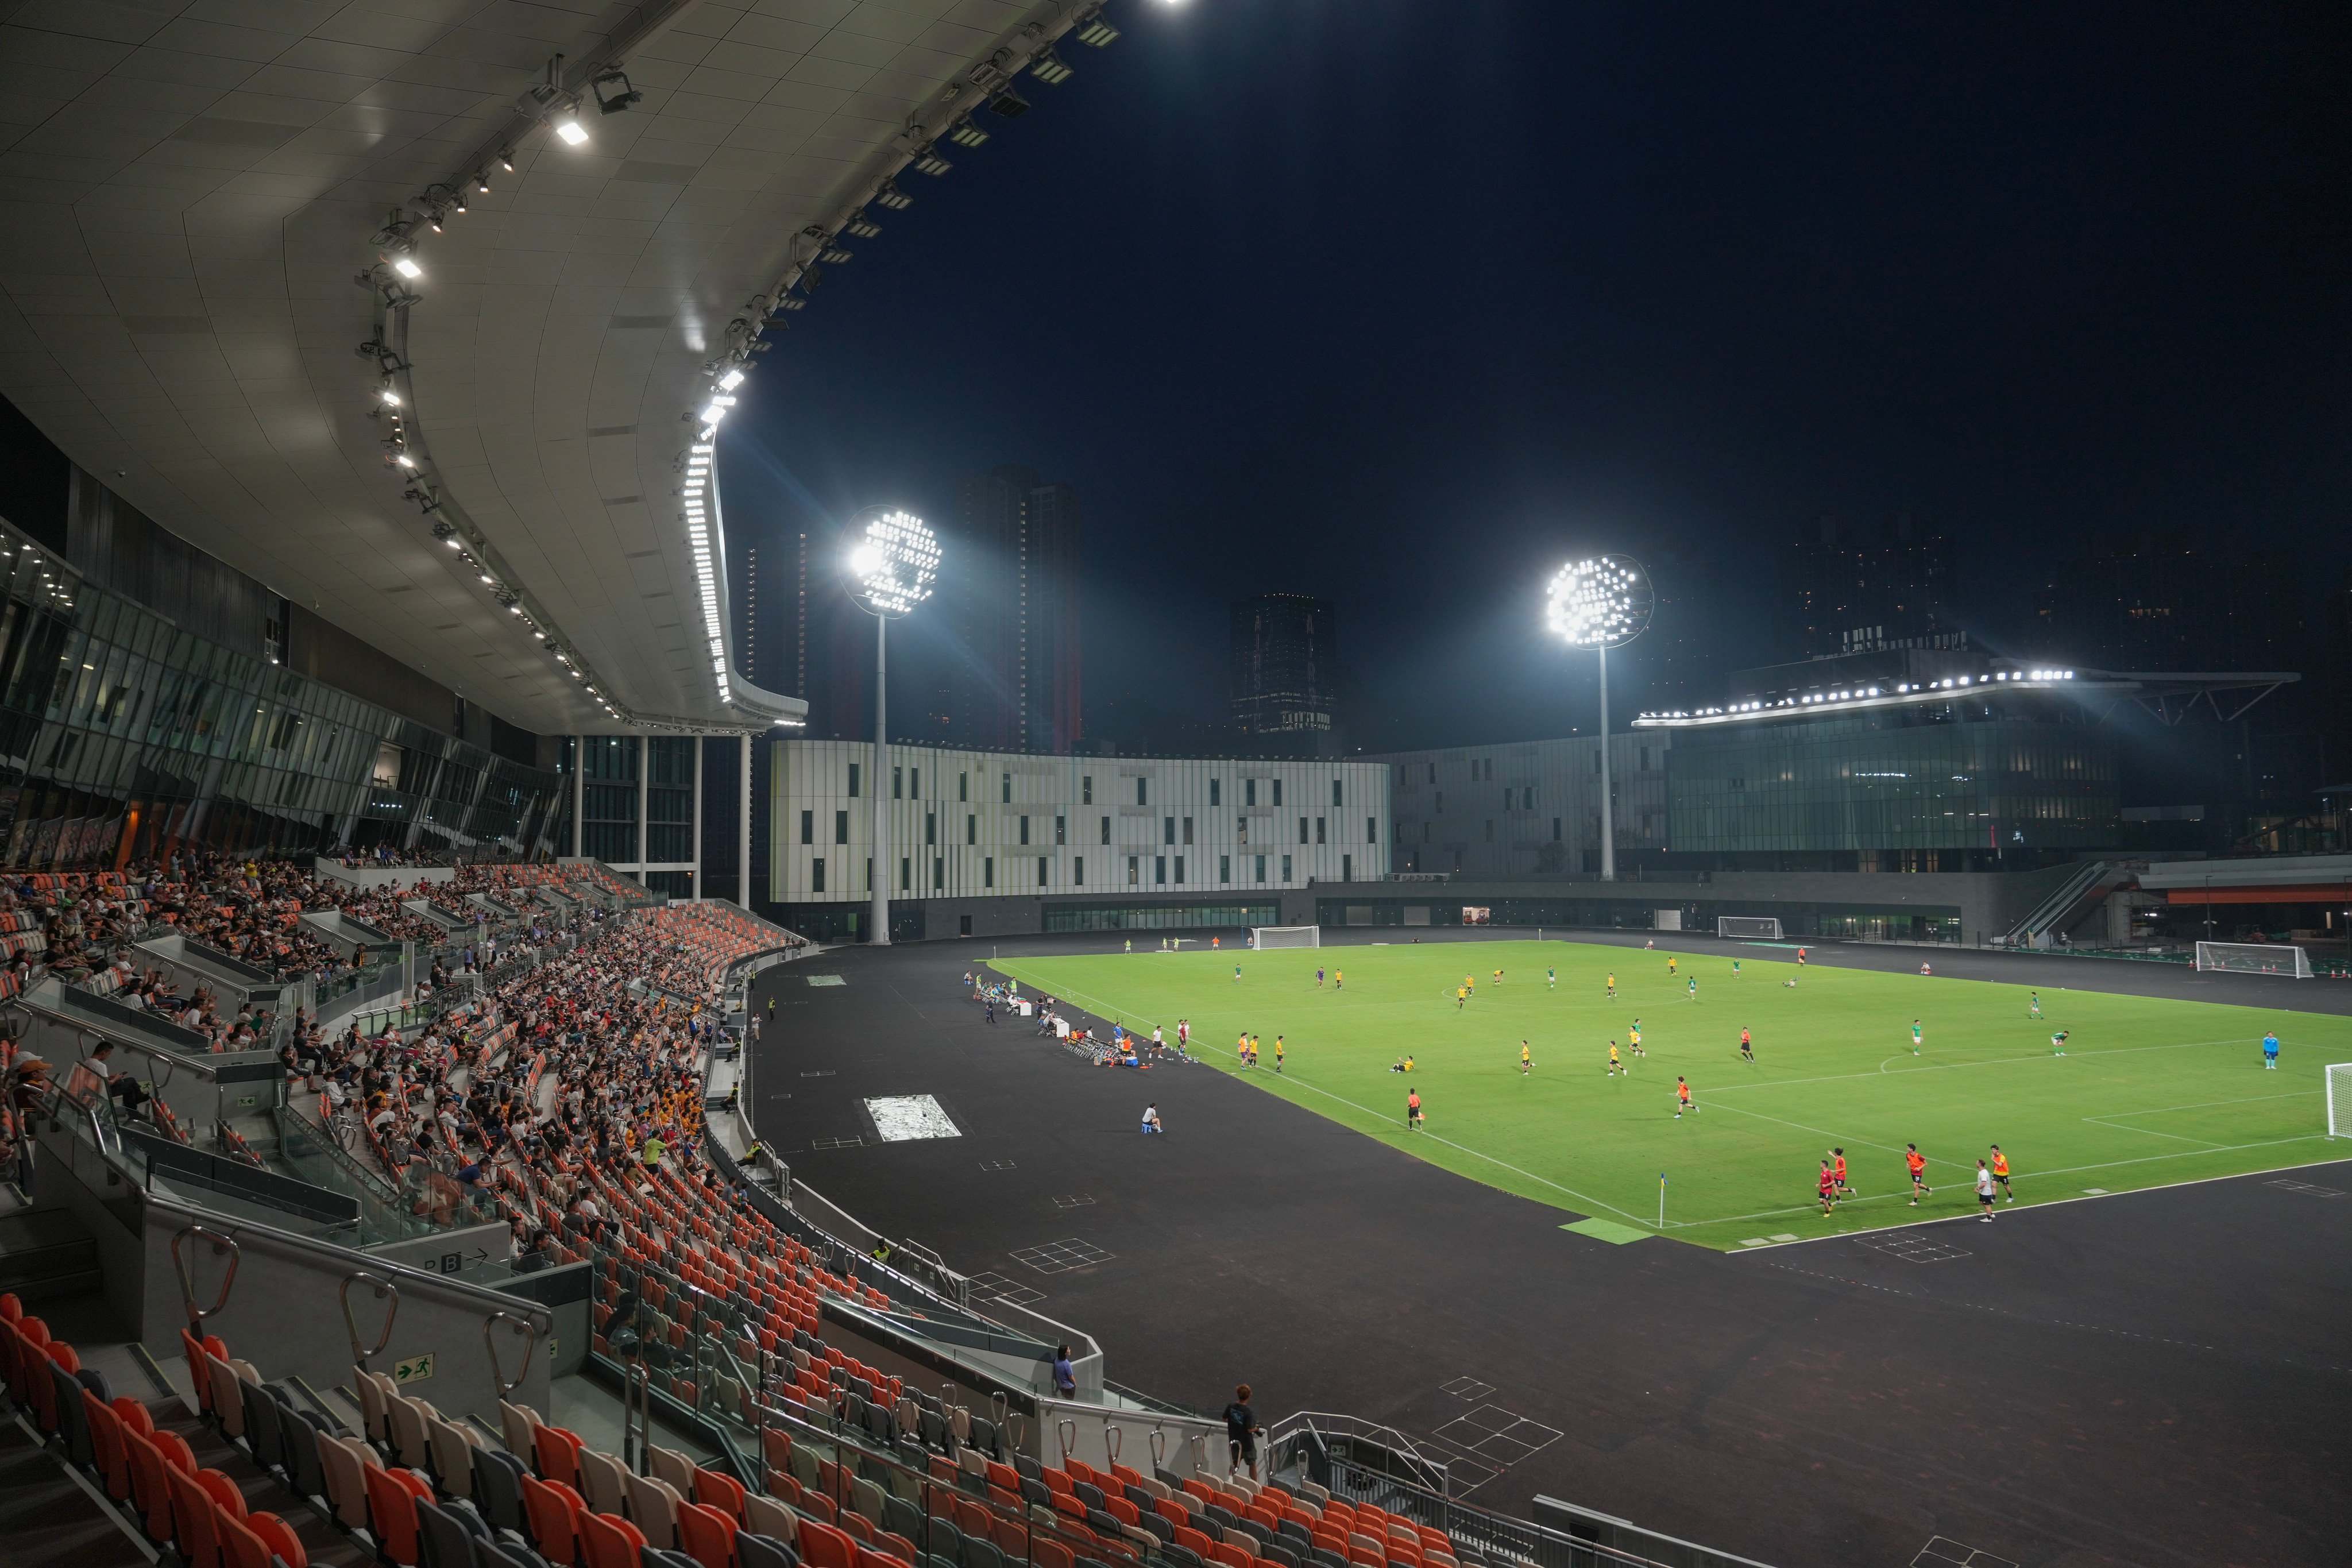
{"left": 846, "top": 508, "right": 940, "bottom": 944}
{"left": 1544, "top": 556, "right": 1654, "bottom": 882}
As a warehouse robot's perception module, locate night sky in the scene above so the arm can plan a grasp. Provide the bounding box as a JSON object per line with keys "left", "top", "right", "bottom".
{"left": 720, "top": 1, "right": 2352, "bottom": 752}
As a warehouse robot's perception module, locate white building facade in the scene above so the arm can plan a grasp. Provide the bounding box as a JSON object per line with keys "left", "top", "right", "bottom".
{"left": 1372, "top": 733, "right": 1673, "bottom": 880}
{"left": 767, "top": 739, "right": 1390, "bottom": 941}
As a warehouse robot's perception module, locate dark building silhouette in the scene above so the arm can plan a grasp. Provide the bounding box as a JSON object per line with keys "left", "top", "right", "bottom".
{"left": 2029, "top": 534, "right": 2301, "bottom": 671}
{"left": 1783, "top": 512, "right": 1957, "bottom": 658}
{"left": 1230, "top": 592, "right": 1337, "bottom": 735}
{"left": 943, "top": 465, "right": 1082, "bottom": 754}
{"left": 1636, "top": 544, "right": 1719, "bottom": 708}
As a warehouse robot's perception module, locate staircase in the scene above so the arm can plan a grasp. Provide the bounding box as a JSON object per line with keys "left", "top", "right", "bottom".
{"left": 2001, "top": 860, "right": 2126, "bottom": 947}
{"left": 0, "top": 1206, "right": 101, "bottom": 1304}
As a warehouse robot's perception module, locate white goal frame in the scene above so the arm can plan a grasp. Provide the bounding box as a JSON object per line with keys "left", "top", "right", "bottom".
{"left": 2195, "top": 941, "right": 2312, "bottom": 978}
{"left": 1717, "top": 916, "right": 1783, "bottom": 941}
{"left": 2330, "top": 1064, "right": 2352, "bottom": 1138}
{"left": 1251, "top": 925, "right": 1320, "bottom": 951}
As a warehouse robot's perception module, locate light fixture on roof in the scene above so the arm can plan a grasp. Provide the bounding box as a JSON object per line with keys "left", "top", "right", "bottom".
{"left": 717, "top": 368, "right": 744, "bottom": 391}
{"left": 1029, "top": 48, "right": 1073, "bottom": 84}
{"left": 499, "top": 149, "right": 515, "bottom": 172}
{"left": 947, "top": 118, "right": 990, "bottom": 148}
{"left": 844, "top": 215, "right": 881, "bottom": 238}
{"left": 391, "top": 256, "right": 422, "bottom": 279}
{"left": 819, "top": 245, "right": 852, "bottom": 264}
{"left": 912, "top": 146, "right": 952, "bottom": 176}
{"left": 554, "top": 113, "right": 588, "bottom": 145}
{"left": 874, "top": 180, "right": 912, "bottom": 210}
{"left": 592, "top": 66, "right": 642, "bottom": 114}
{"left": 1073, "top": 8, "right": 1120, "bottom": 46}
{"left": 989, "top": 87, "right": 1032, "bottom": 118}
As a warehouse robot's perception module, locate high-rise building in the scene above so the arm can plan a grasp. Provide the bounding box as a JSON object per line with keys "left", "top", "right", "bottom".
{"left": 1635, "top": 544, "right": 1719, "bottom": 708}
{"left": 2029, "top": 534, "right": 2301, "bottom": 671}
{"left": 943, "top": 466, "right": 1082, "bottom": 754}
{"left": 1230, "top": 593, "right": 1337, "bottom": 735}
{"left": 1783, "top": 512, "right": 1957, "bottom": 658}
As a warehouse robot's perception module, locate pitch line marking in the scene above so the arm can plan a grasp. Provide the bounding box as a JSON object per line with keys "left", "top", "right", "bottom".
{"left": 999, "top": 967, "right": 1658, "bottom": 1228}
{"left": 2081, "top": 1116, "right": 2224, "bottom": 1148}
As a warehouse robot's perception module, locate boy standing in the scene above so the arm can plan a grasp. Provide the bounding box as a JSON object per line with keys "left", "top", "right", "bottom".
{"left": 1739, "top": 1027, "right": 1755, "bottom": 1063}
{"left": 1906, "top": 1143, "right": 1931, "bottom": 1204}
{"left": 1975, "top": 1160, "right": 1998, "bottom": 1221}
{"left": 1988, "top": 1144, "right": 2011, "bottom": 1201}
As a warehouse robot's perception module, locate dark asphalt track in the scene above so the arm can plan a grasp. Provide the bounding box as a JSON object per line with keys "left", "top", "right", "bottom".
{"left": 750, "top": 930, "right": 2352, "bottom": 1568}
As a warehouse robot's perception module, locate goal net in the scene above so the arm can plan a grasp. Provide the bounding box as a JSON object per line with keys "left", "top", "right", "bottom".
{"left": 1251, "top": 925, "right": 1319, "bottom": 950}
{"left": 2331, "top": 1065, "right": 2352, "bottom": 1138}
{"left": 1717, "top": 916, "right": 1783, "bottom": 941}
{"left": 2195, "top": 941, "right": 2313, "bottom": 978}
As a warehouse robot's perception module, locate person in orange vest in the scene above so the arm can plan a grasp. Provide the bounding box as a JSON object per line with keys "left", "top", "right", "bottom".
{"left": 1988, "top": 1145, "right": 2012, "bottom": 1203}
{"left": 1832, "top": 1146, "right": 1852, "bottom": 1197}
{"left": 1906, "top": 1143, "right": 1932, "bottom": 1204}
{"left": 1406, "top": 1088, "right": 1423, "bottom": 1131}
{"left": 1675, "top": 1076, "right": 1694, "bottom": 1118}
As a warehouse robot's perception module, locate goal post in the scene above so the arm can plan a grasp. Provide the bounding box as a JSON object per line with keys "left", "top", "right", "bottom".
{"left": 1250, "top": 925, "right": 1320, "bottom": 951}
{"left": 2331, "top": 1065, "right": 2352, "bottom": 1138}
{"left": 1717, "top": 916, "right": 1783, "bottom": 941}
{"left": 2195, "top": 941, "right": 2313, "bottom": 978}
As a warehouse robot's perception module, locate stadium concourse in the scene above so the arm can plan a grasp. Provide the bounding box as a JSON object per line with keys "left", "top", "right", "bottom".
{"left": 752, "top": 928, "right": 2352, "bottom": 1568}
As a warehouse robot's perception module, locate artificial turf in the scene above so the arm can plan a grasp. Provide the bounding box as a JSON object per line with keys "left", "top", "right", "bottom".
{"left": 988, "top": 938, "right": 2352, "bottom": 1249}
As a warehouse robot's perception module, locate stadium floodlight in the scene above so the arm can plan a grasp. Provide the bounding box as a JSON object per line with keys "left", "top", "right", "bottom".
{"left": 1030, "top": 47, "right": 1073, "bottom": 83}
{"left": 1544, "top": 554, "right": 1653, "bottom": 882}
{"left": 554, "top": 111, "right": 589, "bottom": 145}
{"left": 874, "top": 180, "right": 913, "bottom": 210}
{"left": 846, "top": 508, "right": 941, "bottom": 948}
{"left": 947, "top": 118, "right": 990, "bottom": 148}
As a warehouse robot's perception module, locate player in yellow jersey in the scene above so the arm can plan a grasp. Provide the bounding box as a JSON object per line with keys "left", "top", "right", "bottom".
{"left": 1519, "top": 1040, "right": 1532, "bottom": 1077}
{"left": 1607, "top": 1040, "right": 1623, "bottom": 1077}
{"left": 1628, "top": 1020, "right": 1644, "bottom": 1057}
{"left": 1606, "top": 971, "right": 1617, "bottom": 999}
{"left": 1455, "top": 985, "right": 1467, "bottom": 1010}
{"left": 1668, "top": 955, "right": 1678, "bottom": 976}
{"left": 1493, "top": 968, "right": 1504, "bottom": 987}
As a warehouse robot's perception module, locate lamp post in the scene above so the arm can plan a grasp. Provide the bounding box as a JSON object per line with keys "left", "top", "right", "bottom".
{"left": 1545, "top": 556, "right": 1653, "bottom": 882}
{"left": 845, "top": 508, "right": 940, "bottom": 945}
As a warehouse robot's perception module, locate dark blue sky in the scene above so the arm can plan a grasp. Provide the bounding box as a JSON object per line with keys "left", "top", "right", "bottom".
{"left": 721, "top": 1, "right": 2352, "bottom": 751}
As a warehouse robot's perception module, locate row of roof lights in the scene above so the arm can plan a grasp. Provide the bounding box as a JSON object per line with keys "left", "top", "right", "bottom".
{"left": 674, "top": 9, "right": 1122, "bottom": 716}
{"left": 1639, "top": 669, "right": 2078, "bottom": 721}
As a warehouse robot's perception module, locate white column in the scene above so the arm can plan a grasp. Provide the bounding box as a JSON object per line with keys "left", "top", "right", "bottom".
{"left": 569, "top": 737, "right": 582, "bottom": 857}
{"left": 691, "top": 731, "right": 704, "bottom": 897}
{"left": 870, "top": 616, "right": 890, "bottom": 945}
{"left": 740, "top": 733, "right": 753, "bottom": 910}
{"left": 1598, "top": 645, "right": 1615, "bottom": 882}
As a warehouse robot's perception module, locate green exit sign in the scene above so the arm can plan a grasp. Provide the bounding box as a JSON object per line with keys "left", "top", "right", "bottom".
{"left": 392, "top": 1353, "right": 434, "bottom": 1385}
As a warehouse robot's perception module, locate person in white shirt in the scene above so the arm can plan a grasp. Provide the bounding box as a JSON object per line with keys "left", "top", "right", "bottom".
{"left": 1141, "top": 1103, "right": 1163, "bottom": 1134}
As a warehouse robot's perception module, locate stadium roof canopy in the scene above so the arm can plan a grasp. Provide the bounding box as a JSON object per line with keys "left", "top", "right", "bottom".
{"left": 1631, "top": 665, "right": 2299, "bottom": 729}
{"left": 0, "top": 0, "right": 1108, "bottom": 735}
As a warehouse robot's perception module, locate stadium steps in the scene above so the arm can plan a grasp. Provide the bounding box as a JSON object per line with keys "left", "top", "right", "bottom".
{"left": 0, "top": 1205, "right": 102, "bottom": 1306}
{"left": 2001, "top": 859, "right": 2123, "bottom": 946}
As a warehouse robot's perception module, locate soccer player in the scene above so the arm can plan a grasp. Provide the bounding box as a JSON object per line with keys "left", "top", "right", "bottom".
{"left": 1237, "top": 1031, "right": 1250, "bottom": 1065}
{"left": 1628, "top": 1020, "right": 1644, "bottom": 1057}
{"left": 1275, "top": 1036, "right": 1285, "bottom": 1073}
{"left": 1732, "top": 959, "right": 1741, "bottom": 978}
{"left": 1335, "top": 970, "right": 1343, "bottom": 990}
{"left": 2262, "top": 1030, "right": 2280, "bottom": 1070}
{"left": 1818, "top": 1160, "right": 1839, "bottom": 1215}
{"left": 1177, "top": 1018, "right": 1191, "bottom": 1052}
{"left": 1668, "top": 955, "right": 1678, "bottom": 976}
{"left": 1911, "top": 1018, "right": 1923, "bottom": 1056}
{"left": 1687, "top": 976, "right": 1698, "bottom": 1003}
{"left": 1988, "top": 1144, "right": 2011, "bottom": 1201}
{"left": 1832, "top": 1146, "right": 1852, "bottom": 1196}
{"left": 1316, "top": 967, "right": 1325, "bottom": 988}
{"left": 2050, "top": 1029, "right": 2069, "bottom": 1056}
{"left": 1906, "top": 1143, "right": 1930, "bottom": 1204}
{"left": 1674, "top": 1076, "right": 1694, "bottom": 1118}
{"left": 1493, "top": 968, "right": 1504, "bottom": 987}
{"left": 1797, "top": 947, "right": 1808, "bottom": 966}
{"left": 1251, "top": 1033, "right": 1263, "bottom": 1068}
{"left": 2029, "top": 992, "right": 2042, "bottom": 1019}
{"left": 1463, "top": 974, "right": 1476, "bottom": 997}
{"left": 1547, "top": 966, "right": 1557, "bottom": 990}
{"left": 1739, "top": 1026, "right": 1754, "bottom": 1062}
{"left": 1455, "top": 985, "right": 1467, "bottom": 1011}
{"left": 1975, "top": 1160, "right": 1998, "bottom": 1222}
{"left": 1607, "top": 1040, "right": 1623, "bottom": 1077}
{"left": 1407, "top": 1088, "right": 1423, "bottom": 1131}
{"left": 1520, "top": 1040, "right": 1532, "bottom": 1077}
{"left": 1233, "top": 963, "right": 1242, "bottom": 983}
{"left": 1606, "top": 971, "right": 1617, "bottom": 999}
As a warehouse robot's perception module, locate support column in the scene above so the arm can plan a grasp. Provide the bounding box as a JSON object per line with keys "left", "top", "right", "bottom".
{"left": 690, "top": 731, "right": 704, "bottom": 898}
{"left": 740, "top": 734, "right": 753, "bottom": 912}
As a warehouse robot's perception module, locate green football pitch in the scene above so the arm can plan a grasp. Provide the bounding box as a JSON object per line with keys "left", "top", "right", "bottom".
{"left": 989, "top": 940, "right": 2352, "bottom": 1250}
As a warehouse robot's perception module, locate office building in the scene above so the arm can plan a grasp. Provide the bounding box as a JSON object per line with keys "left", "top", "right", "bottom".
{"left": 1782, "top": 512, "right": 1957, "bottom": 658}
{"left": 1374, "top": 735, "right": 1671, "bottom": 880}
{"left": 944, "top": 466, "right": 1082, "bottom": 754}
{"left": 765, "top": 738, "right": 1387, "bottom": 941}
{"left": 1230, "top": 593, "right": 1338, "bottom": 735}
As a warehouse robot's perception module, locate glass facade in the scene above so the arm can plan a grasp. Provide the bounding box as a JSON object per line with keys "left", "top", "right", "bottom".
{"left": 1041, "top": 902, "right": 1280, "bottom": 933}
{"left": 0, "top": 527, "right": 562, "bottom": 868}
{"left": 580, "top": 736, "right": 639, "bottom": 863}
{"left": 1664, "top": 708, "right": 2118, "bottom": 856}
{"left": 646, "top": 736, "right": 695, "bottom": 863}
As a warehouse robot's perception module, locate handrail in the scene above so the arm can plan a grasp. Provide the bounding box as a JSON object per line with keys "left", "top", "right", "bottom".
{"left": 169, "top": 1223, "right": 241, "bottom": 1322}
{"left": 339, "top": 1271, "right": 399, "bottom": 1369}
{"left": 483, "top": 1309, "right": 536, "bottom": 1399}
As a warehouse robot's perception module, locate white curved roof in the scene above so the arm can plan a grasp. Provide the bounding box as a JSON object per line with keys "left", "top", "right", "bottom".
{"left": 0, "top": 0, "right": 1106, "bottom": 734}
